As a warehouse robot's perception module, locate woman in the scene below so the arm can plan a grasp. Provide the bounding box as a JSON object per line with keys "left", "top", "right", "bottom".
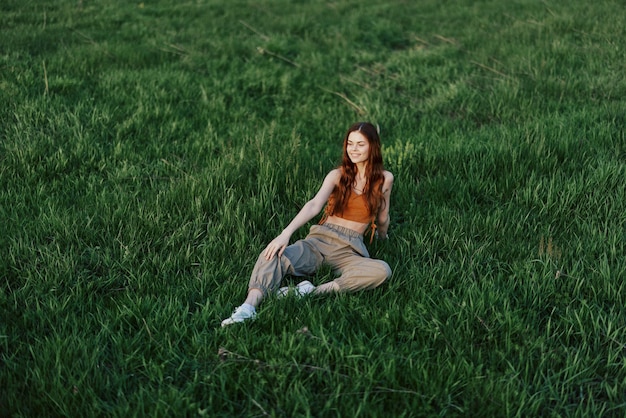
{"left": 221, "top": 122, "right": 394, "bottom": 326}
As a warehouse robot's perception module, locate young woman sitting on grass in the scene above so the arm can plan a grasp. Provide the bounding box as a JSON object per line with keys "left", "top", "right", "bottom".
{"left": 221, "top": 122, "right": 394, "bottom": 326}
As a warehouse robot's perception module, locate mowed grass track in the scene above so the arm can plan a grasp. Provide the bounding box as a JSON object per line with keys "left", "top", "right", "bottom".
{"left": 1, "top": 0, "right": 625, "bottom": 416}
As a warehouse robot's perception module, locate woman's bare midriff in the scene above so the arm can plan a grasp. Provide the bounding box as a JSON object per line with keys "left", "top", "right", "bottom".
{"left": 324, "top": 215, "right": 369, "bottom": 235}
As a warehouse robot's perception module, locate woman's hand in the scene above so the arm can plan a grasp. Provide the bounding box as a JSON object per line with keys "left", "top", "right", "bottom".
{"left": 263, "top": 233, "right": 290, "bottom": 260}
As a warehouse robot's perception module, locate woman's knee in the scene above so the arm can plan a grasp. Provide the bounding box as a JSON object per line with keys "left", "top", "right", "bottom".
{"left": 364, "top": 259, "right": 391, "bottom": 281}
{"left": 379, "top": 260, "right": 392, "bottom": 281}
{"left": 369, "top": 260, "right": 391, "bottom": 287}
{"left": 335, "top": 259, "right": 391, "bottom": 292}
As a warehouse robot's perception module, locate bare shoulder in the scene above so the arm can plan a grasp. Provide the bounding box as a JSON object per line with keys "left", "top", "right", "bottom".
{"left": 326, "top": 168, "right": 342, "bottom": 183}
{"left": 381, "top": 170, "right": 394, "bottom": 194}
{"left": 383, "top": 170, "right": 394, "bottom": 184}
{"left": 316, "top": 168, "right": 341, "bottom": 192}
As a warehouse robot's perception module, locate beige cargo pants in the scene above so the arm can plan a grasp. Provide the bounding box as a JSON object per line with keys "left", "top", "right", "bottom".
{"left": 248, "top": 223, "right": 391, "bottom": 295}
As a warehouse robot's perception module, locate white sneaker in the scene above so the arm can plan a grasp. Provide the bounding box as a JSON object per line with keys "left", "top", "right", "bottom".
{"left": 276, "top": 280, "right": 316, "bottom": 298}
{"left": 276, "top": 286, "right": 290, "bottom": 298}
{"left": 296, "top": 280, "right": 316, "bottom": 296}
{"left": 221, "top": 304, "right": 256, "bottom": 327}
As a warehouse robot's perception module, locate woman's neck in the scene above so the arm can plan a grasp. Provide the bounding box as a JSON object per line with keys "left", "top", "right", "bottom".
{"left": 354, "top": 162, "right": 367, "bottom": 179}
{"left": 353, "top": 164, "right": 367, "bottom": 194}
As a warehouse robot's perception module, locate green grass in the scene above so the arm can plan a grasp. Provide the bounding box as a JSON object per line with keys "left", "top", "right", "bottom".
{"left": 1, "top": 0, "right": 625, "bottom": 416}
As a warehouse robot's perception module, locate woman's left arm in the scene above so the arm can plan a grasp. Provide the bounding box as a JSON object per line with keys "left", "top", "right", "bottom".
{"left": 376, "top": 171, "right": 394, "bottom": 239}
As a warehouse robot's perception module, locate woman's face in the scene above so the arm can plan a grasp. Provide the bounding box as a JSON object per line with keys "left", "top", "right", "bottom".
{"left": 346, "top": 131, "right": 370, "bottom": 165}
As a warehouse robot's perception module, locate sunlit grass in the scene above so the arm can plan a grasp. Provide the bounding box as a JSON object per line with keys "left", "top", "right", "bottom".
{"left": 1, "top": 0, "right": 625, "bottom": 416}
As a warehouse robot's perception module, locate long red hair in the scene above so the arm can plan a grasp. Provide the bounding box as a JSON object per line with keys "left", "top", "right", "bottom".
{"left": 324, "top": 122, "right": 385, "bottom": 220}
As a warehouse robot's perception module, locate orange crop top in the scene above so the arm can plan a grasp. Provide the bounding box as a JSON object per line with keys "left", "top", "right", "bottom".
{"left": 319, "top": 192, "right": 377, "bottom": 242}
{"left": 335, "top": 192, "right": 371, "bottom": 223}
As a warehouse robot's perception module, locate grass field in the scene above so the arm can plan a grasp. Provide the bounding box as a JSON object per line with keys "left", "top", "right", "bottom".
{"left": 1, "top": 0, "right": 625, "bottom": 416}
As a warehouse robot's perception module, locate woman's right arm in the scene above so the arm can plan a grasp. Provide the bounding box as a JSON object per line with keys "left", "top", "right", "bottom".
{"left": 262, "top": 169, "right": 340, "bottom": 260}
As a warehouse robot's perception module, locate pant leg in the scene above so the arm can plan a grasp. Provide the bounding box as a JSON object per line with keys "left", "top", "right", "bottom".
{"left": 248, "top": 238, "right": 323, "bottom": 295}
{"left": 328, "top": 249, "right": 392, "bottom": 292}
{"left": 313, "top": 224, "right": 391, "bottom": 292}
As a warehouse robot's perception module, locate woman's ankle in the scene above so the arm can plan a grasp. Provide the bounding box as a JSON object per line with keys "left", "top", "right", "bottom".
{"left": 314, "top": 282, "right": 339, "bottom": 294}
{"left": 244, "top": 288, "right": 264, "bottom": 307}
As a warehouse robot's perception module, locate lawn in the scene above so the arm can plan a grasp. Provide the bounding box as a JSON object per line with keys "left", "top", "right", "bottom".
{"left": 1, "top": 0, "right": 625, "bottom": 416}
